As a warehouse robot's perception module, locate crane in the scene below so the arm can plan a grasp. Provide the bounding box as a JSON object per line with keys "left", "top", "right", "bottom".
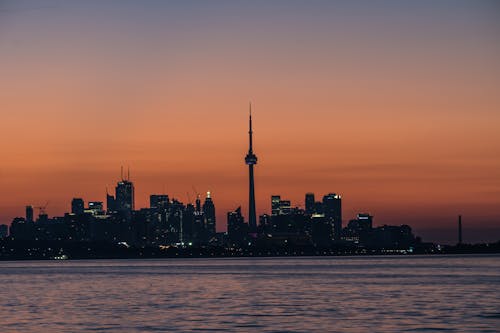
{"left": 33, "top": 201, "right": 49, "bottom": 217}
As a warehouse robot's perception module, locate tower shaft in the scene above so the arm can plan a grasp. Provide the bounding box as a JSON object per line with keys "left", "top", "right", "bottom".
{"left": 248, "top": 164, "right": 256, "bottom": 231}
{"left": 245, "top": 104, "right": 258, "bottom": 231}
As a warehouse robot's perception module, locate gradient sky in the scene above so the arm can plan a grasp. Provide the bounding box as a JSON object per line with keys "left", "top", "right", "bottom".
{"left": 1, "top": 0, "right": 499, "bottom": 244}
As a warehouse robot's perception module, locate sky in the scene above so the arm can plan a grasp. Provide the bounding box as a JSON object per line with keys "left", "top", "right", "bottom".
{"left": 0, "top": 0, "right": 499, "bottom": 244}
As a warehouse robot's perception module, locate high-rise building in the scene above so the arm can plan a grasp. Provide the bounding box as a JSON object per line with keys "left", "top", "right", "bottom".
{"left": 195, "top": 194, "right": 201, "bottom": 213}
{"left": 245, "top": 104, "right": 258, "bottom": 232}
{"left": 150, "top": 194, "right": 169, "bottom": 210}
{"left": 106, "top": 193, "right": 116, "bottom": 213}
{"left": 271, "top": 195, "right": 281, "bottom": 216}
{"left": 116, "top": 180, "right": 134, "bottom": 214}
{"left": 278, "top": 200, "right": 291, "bottom": 215}
{"left": 356, "top": 213, "right": 373, "bottom": 229}
{"left": 183, "top": 203, "right": 195, "bottom": 243}
{"left": 87, "top": 201, "right": 104, "bottom": 215}
{"left": 322, "top": 193, "right": 342, "bottom": 240}
{"left": 25, "top": 205, "right": 34, "bottom": 222}
{"left": 305, "top": 193, "right": 315, "bottom": 215}
{"left": 227, "top": 206, "right": 246, "bottom": 244}
{"left": 0, "top": 224, "right": 8, "bottom": 239}
{"left": 71, "top": 198, "right": 85, "bottom": 215}
{"left": 203, "top": 191, "right": 216, "bottom": 237}
{"left": 271, "top": 195, "right": 292, "bottom": 216}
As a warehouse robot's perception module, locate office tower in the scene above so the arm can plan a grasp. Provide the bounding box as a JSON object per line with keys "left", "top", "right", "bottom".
{"left": 193, "top": 195, "right": 205, "bottom": 243}
{"left": 271, "top": 195, "right": 292, "bottom": 216}
{"left": 203, "top": 191, "right": 216, "bottom": 237}
{"left": 245, "top": 104, "right": 258, "bottom": 232}
{"left": 25, "top": 205, "right": 34, "bottom": 222}
{"left": 271, "top": 195, "right": 281, "bottom": 216}
{"left": 71, "top": 198, "right": 85, "bottom": 215}
{"left": 150, "top": 194, "right": 169, "bottom": 210}
{"left": 88, "top": 201, "right": 104, "bottom": 215}
{"left": 314, "top": 201, "right": 324, "bottom": 215}
{"left": 305, "top": 193, "right": 315, "bottom": 215}
{"left": 259, "top": 214, "right": 270, "bottom": 228}
{"left": 227, "top": 206, "right": 246, "bottom": 244}
{"left": 116, "top": 179, "right": 135, "bottom": 214}
{"left": 195, "top": 194, "right": 201, "bottom": 213}
{"left": 322, "top": 193, "right": 342, "bottom": 240}
{"left": 0, "top": 224, "right": 7, "bottom": 239}
{"left": 278, "top": 200, "right": 291, "bottom": 215}
{"left": 167, "top": 199, "right": 184, "bottom": 244}
{"left": 310, "top": 214, "right": 331, "bottom": 247}
{"left": 106, "top": 193, "right": 116, "bottom": 213}
{"left": 357, "top": 213, "right": 373, "bottom": 229}
{"left": 183, "top": 203, "right": 195, "bottom": 243}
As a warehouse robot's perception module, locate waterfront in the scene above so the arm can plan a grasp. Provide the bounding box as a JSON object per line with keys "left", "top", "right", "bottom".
{"left": 0, "top": 255, "right": 499, "bottom": 332}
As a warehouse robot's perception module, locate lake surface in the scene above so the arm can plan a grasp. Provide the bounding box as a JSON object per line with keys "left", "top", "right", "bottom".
{"left": 0, "top": 255, "right": 499, "bottom": 332}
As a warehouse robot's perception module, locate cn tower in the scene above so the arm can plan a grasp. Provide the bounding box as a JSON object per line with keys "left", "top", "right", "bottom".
{"left": 245, "top": 103, "right": 258, "bottom": 231}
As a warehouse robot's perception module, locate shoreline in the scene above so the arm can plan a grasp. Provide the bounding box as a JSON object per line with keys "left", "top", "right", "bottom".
{"left": 1, "top": 239, "right": 498, "bottom": 261}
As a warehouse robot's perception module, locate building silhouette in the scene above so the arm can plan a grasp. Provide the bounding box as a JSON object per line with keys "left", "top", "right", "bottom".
{"left": 71, "top": 198, "right": 84, "bottom": 215}
{"left": 115, "top": 178, "right": 134, "bottom": 219}
{"left": 227, "top": 206, "right": 247, "bottom": 246}
{"left": 150, "top": 195, "right": 169, "bottom": 210}
{"left": 305, "top": 193, "right": 315, "bottom": 215}
{"left": 271, "top": 195, "right": 281, "bottom": 216}
{"left": 87, "top": 201, "right": 104, "bottom": 215}
{"left": 106, "top": 191, "right": 116, "bottom": 214}
{"left": 0, "top": 224, "right": 8, "bottom": 239}
{"left": 25, "top": 205, "right": 34, "bottom": 222}
{"left": 270, "top": 195, "right": 291, "bottom": 216}
{"left": 203, "top": 191, "right": 216, "bottom": 238}
{"left": 245, "top": 104, "right": 258, "bottom": 232}
{"left": 322, "top": 193, "right": 342, "bottom": 240}
{"left": 4, "top": 113, "right": 429, "bottom": 254}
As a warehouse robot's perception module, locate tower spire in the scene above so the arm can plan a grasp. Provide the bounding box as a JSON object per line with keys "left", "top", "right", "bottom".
{"left": 245, "top": 103, "right": 258, "bottom": 232}
{"left": 249, "top": 102, "right": 253, "bottom": 153}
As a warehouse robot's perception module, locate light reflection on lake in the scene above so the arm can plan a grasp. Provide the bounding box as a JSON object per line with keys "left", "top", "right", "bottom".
{"left": 0, "top": 255, "right": 499, "bottom": 332}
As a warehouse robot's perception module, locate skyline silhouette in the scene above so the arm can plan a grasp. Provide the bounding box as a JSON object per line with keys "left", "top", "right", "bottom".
{"left": 0, "top": 1, "right": 499, "bottom": 244}
{"left": 0, "top": 111, "right": 495, "bottom": 247}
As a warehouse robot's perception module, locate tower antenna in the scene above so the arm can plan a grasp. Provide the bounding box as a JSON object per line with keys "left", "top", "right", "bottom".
{"left": 245, "top": 103, "right": 258, "bottom": 232}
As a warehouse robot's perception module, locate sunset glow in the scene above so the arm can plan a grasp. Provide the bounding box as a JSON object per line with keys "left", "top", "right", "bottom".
{"left": 1, "top": 0, "right": 499, "bottom": 243}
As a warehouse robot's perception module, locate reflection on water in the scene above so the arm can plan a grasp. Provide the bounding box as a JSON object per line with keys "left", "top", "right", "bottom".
{"left": 0, "top": 255, "right": 499, "bottom": 332}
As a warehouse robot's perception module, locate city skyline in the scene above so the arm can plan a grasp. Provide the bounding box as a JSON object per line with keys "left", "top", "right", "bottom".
{"left": 1, "top": 1, "right": 499, "bottom": 244}
{"left": 1, "top": 111, "right": 494, "bottom": 246}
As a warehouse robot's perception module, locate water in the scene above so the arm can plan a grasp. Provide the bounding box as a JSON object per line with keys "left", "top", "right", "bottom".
{"left": 0, "top": 255, "right": 499, "bottom": 333}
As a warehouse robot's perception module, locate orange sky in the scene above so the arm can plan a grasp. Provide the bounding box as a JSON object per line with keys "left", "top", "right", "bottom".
{"left": 0, "top": 1, "right": 499, "bottom": 243}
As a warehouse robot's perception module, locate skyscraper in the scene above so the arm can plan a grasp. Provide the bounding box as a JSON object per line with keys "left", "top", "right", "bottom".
{"left": 150, "top": 194, "right": 169, "bottom": 210}
{"left": 71, "top": 198, "right": 85, "bottom": 215}
{"left": 245, "top": 104, "right": 258, "bottom": 231}
{"left": 106, "top": 192, "right": 116, "bottom": 213}
{"left": 227, "top": 206, "right": 246, "bottom": 245}
{"left": 271, "top": 195, "right": 292, "bottom": 216}
{"left": 116, "top": 179, "right": 134, "bottom": 217}
{"left": 322, "top": 193, "right": 342, "bottom": 240}
{"left": 87, "top": 201, "right": 104, "bottom": 215}
{"left": 305, "top": 193, "right": 315, "bottom": 215}
{"left": 25, "top": 205, "right": 34, "bottom": 222}
{"left": 271, "top": 195, "right": 281, "bottom": 216}
{"left": 203, "top": 191, "right": 216, "bottom": 237}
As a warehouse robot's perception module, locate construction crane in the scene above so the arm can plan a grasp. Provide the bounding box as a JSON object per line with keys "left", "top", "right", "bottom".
{"left": 33, "top": 201, "right": 49, "bottom": 216}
